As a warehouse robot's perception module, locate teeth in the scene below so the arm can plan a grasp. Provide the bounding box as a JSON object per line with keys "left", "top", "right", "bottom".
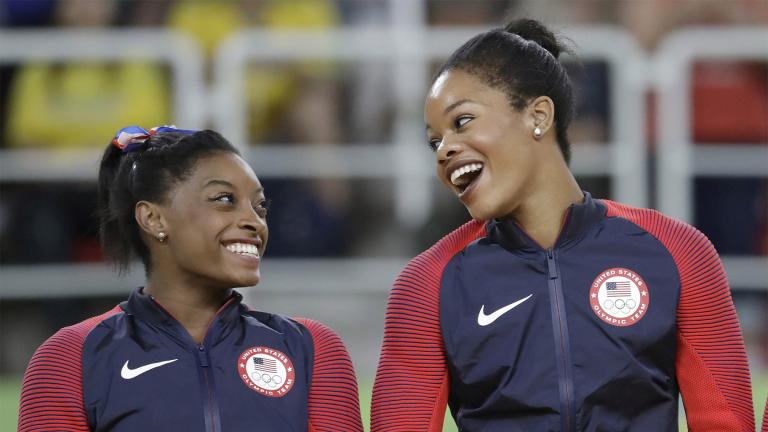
{"left": 450, "top": 163, "right": 484, "bottom": 185}
{"left": 225, "top": 243, "right": 259, "bottom": 257}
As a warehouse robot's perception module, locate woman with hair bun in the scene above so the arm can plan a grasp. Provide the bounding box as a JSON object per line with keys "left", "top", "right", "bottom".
{"left": 371, "top": 18, "right": 753, "bottom": 431}
{"left": 18, "top": 126, "right": 363, "bottom": 432}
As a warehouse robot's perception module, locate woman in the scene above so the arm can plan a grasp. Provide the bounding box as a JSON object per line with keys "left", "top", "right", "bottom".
{"left": 18, "top": 126, "right": 363, "bottom": 432}
{"left": 371, "top": 19, "right": 754, "bottom": 431}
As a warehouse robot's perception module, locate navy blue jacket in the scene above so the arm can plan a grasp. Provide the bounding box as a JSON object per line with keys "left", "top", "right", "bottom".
{"left": 372, "top": 193, "right": 753, "bottom": 432}
{"left": 19, "top": 288, "right": 363, "bottom": 432}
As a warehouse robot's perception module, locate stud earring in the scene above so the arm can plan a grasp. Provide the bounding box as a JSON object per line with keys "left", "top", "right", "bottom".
{"left": 157, "top": 232, "right": 167, "bottom": 243}
{"left": 533, "top": 126, "right": 543, "bottom": 138}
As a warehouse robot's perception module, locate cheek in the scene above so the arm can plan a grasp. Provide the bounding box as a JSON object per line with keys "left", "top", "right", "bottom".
{"left": 479, "top": 125, "right": 533, "bottom": 170}
{"left": 472, "top": 126, "right": 508, "bottom": 149}
{"left": 171, "top": 226, "right": 217, "bottom": 263}
{"left": 169, "top": 209, "right": 224, "bottom": 250}
{"left": 181, "top": 205, "right": 209, "bottom": 224}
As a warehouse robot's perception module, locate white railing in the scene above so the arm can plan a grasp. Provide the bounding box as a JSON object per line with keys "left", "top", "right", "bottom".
{"left": 0, "top": 258, "right": 407, "bottom": 299}
{"left": 0, "top": 26, "right": 765, "bottom": 300}
{"left": 655, "top": 27, "right": 768, "bottom": 290}
{"left": 213, "top": 25, "right": 649, "bottom": 229}
{"left": 0, "top": 30, "right": 206, "bottom": 129}
{"left": 0, "top": 30, "right": 206, "bottom": 182}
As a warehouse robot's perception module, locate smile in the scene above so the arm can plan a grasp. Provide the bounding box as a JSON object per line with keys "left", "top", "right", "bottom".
{"left": 225, "top": 242, "right": 260, "bottom": 259}
{"left": 450, "top": 162, "right": 484, "bottom": 193}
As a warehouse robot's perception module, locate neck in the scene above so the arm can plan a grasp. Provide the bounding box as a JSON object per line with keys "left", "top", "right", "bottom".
{"left": 509, "top": 149, "right": 583, "bottom": 249}
{"left": 144, "top": 272, "right": 232, "bottom": 344}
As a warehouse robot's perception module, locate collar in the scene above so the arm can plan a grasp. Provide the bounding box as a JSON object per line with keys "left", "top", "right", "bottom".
{"left": 487, "top": 191, "right": 606, "bottom": 251}
{"left": 123, "top": 287, "right": 244, "bottom": 330}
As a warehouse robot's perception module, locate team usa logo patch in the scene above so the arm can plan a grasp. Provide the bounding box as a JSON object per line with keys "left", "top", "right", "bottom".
{"left": 238, "top": 346, "right": 295, "bottom": 397}
{"left": 589, "top": 267, "right": 650, "bottom": 327}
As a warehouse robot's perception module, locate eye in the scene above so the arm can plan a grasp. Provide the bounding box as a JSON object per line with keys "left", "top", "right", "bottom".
{"left": 211, "top": 192, "right": 235, "bottom": 204}
{"left": 454, "top": 115, "right": 473, "bottom": 129}
{"left": 254, "top": 199, "right": 271, "bottom": 217}
{"left": 427, "top": 137, "right": 442, "bottom": 152}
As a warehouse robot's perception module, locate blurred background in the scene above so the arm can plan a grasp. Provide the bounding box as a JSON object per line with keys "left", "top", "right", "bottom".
{"left": 0, "top": 0, "right": 766, "bottom": 430}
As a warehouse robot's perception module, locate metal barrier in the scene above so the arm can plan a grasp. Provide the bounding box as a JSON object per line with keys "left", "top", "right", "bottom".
{"left": 0, "top": 26, "right": 764, "bottom": 299}
{"left": 0, "top": 258, "right": 407, "bottom": 299}
{"left": 655, "top": 27, "right": 768, "bottom": 289}
{"left": 212, "top": 25, "right": 649, "bottom": 229}
{"left": 0, "top": 30, "right": 206, "bottom": 182}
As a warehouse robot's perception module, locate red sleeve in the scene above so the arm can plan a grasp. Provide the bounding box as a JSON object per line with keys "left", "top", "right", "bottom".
{"left": 18, "top": 306, "right": 121, "bottom": 432}
{"left": 294, "top": 317, "right": 363, "bottom": 432}
{"left": 604, "top": 201, "right": 754, "bottom": 432}
{"left": 370, "top": 220, "right": 486, "bottom": 432}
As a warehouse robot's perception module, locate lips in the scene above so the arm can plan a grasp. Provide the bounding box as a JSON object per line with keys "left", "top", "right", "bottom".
{"left": 445, "top": 160, "right": 485, "bottom": 196}
{"left": 222, "top": 239, "right": 263, "bottom": 265}
{"left": 224, "top": 242, "right": 259, "bottom": 258}
{"left": 450, "top": 162, "right": 483, "bottom": 185}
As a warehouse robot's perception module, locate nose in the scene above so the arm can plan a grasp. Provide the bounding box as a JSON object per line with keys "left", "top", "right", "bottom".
{"left": 238, "top": 205, "right": 267, "bottom": 235}
{"left": 436, "top": 134, "right": 462, "bottom": 166}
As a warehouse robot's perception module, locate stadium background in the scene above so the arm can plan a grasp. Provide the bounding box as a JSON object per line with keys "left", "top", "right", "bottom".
{"left": 0, "top": 0, "right": 766, "bottom": 430}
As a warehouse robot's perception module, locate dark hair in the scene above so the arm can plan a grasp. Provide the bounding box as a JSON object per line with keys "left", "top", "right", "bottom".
{"left": 435, "top": 18, "right": 575, "bottom": 163}
{"left": 98, "top": 129, "right": 240, "bottom": 274}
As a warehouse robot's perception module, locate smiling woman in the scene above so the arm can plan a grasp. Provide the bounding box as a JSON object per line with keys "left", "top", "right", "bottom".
{"left": 17, "top": 126, "right": 363, "bottom": 432}
{"left": 372, "top": 18, "right": 754, "bottom": 432}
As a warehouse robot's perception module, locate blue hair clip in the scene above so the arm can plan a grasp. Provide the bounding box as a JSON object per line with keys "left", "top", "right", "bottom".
{"left": 111, "top": 125, "right": 197, "bottom": 153}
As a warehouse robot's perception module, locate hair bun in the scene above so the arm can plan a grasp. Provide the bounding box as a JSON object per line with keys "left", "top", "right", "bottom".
{"left": 504, "top": 18, "right": 562, "bottom": 59}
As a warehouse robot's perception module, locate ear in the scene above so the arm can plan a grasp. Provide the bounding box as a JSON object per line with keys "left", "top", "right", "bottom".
{"left": 135, "top": 200, "right": 167, "bottom": 241}
{"left": 527, "top": 96, "right": 556, "bottom": 137}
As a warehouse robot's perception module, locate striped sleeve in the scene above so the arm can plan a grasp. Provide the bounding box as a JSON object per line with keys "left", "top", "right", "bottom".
{"left": 18, "top": 306, "right": 121, "bottom": 432}
{"left": 294, "top": 317, "right": 363, "bottom": 432}
{"left": 604, "top": 201, "right": 754, "bottom": 432}
{"left": 370, "top": 220, "right": 486, "bottom": 432}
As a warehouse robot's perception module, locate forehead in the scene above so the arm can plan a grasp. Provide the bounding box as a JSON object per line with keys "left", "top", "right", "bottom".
{"left": 189, "top": 152, "right": 262, "bottom": 191}
{"left": 426, "top": 70, "right": 504, "bottom": 112}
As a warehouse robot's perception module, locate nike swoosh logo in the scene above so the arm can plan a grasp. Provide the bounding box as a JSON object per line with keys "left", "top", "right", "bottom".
{"left": 121, "top": 359, "right": 178, "bottom": 379}
{"left": 477, "top": 294, "right": 533, "bottom": 326}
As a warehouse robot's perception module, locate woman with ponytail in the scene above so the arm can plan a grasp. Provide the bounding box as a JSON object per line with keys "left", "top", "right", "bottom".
{"left": 18, "top": 126, "right": 363, "bottom": 432}
{"left": 371, "top": 18, "right": 753, "bottom": 431}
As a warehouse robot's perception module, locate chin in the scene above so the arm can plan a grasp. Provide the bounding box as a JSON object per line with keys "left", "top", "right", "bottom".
{"left": 236, "top": 274, "right": 260, "bottom": 288}
{"left": 465, "top": 202, "right": 499, "bottom": 222}
{"left": 221, "top": 270, "right": 260, "bottom": 288}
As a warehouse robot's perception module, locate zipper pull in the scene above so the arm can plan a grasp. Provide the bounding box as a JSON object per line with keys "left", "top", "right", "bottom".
{"left": 546, "top": 249, "right": 558, "bottom": 279}
{"left": 197, "top": 344, "right": 209, "bottom": 367}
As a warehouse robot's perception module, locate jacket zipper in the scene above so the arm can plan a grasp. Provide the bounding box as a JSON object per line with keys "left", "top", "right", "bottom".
{"left": 151, "top": 295, "right": 234, "bottom": 432}
{"left": 546, "top": 248, "right": 575, "bottom": 432}
{"left": 197, "top": 343, "right": 219, "bottom": 432}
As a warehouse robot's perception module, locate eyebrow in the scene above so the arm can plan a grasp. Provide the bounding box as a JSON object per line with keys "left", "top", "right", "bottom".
{"left": 425, "top": 99, "right": 474, "bottom": 131}
{"left": 203, "top": 179, "right": 233, "bottom": 189}
{"left": 203, "top": 179, "right": 264, "bottom": 194}
{"left": 444, "top": 99, "right": 472, "bottom": 115}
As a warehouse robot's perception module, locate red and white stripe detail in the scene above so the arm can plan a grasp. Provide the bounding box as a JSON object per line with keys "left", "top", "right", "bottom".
{"left": 295, "top": 317, "right": 363, "bottom": 432}
{"left": 371, "top": 220, "right": 486, "bottom": 431}
{"left": 604, "top": 200, "right": 754, "bottom": 432}
{"left": 18, "top": 306, "right": 122, "bottom": 432}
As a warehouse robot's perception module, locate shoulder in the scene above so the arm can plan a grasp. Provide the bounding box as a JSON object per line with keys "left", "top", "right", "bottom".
{"left": 383, "top": 219, "right": 486, "bottom": 323}
{"left": 243, "top": 308, "right": 312, "bottom": 336}
{"left": 293, "top": 320, "right": 362, "bottom": 430}
{"left": 241, "top": 312, "right": 347, "bottom": 354}
{"left": 396, "top": 220, "right": 486, "bottom": 290}
{"left": 20, "top": 305, "right": 123, "bottom": 431}
{"left": 38, "top": 305, "right": 124, "bottom": 355}
{"left": 413, "top": 219, "right": 486, "bottom": 267}
{"left": 291, "top": 318, "right": 357, "bottom": 391}
{"left": 291, "top": 318, "right": 348, "bottom": 354}
{"left": 601, "top": 199, "right": 715, "bottom": 253}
